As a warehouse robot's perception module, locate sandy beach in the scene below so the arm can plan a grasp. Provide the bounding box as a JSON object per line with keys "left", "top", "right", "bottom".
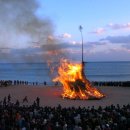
{"left": 0, "top": 85, "right": 130, "bottom": 108}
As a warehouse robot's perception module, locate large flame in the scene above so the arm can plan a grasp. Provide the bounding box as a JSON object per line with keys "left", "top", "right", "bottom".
{"left": 53, "top": 59, "right": 105, "bottom": 100}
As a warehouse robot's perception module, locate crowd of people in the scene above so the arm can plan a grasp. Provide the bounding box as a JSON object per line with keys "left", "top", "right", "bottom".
{"left": 0, "top": 80, "right": 41, "bottom": 87}
{"left": 0, "top": 80, "right": 130, "bottom": 87}
{"left": 0, "top": 80, "right": 56, "bottom": 87}
{"left": 92, "top": 81, "right": 130, "bottom": 87}
{"left": 0, "top": 95, "right": 130, "bottom": 130}
{"left": 0, "top": 80, "right": 12, "bottom": 87}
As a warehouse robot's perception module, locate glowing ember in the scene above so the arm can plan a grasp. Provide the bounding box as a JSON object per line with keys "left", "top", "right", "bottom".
{"left": 53, "top": 59, "right": 105, "bottom": 100}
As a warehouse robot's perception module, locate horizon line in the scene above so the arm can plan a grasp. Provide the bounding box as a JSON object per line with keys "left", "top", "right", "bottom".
{"left": 0, "top": 60, "right": 130, "bottom": 63}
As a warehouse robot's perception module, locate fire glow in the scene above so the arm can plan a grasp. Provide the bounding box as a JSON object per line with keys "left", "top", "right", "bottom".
{"left": 53, "top": 59, "right": 105, "bottom": 100}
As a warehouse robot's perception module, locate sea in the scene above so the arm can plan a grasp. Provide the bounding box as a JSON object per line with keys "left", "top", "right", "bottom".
{"left": 0, "top": 62, "right": 130, "bottom": 85}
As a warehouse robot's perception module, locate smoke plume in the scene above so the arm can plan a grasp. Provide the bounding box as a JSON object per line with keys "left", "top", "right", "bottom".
{"left": 0, "top": 0, "right": 66, "bottom": 63}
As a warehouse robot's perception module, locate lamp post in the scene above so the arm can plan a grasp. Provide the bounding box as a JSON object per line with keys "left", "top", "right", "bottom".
{"left": 79, "top": 25, "right": 84, "bottom": 65}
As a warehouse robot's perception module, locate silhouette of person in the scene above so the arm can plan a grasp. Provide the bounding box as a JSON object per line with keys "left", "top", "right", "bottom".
{"left": 8, "top": 94, "right": 11, "bottom": 103}
{"left": 36, "top": 97, "right": 40, "bottom": 107}
{"left": 23, "top": 96, "right": 28, "bottom": 103}
{"left": 44, "top": 81, "right": 47, "bottom": 86}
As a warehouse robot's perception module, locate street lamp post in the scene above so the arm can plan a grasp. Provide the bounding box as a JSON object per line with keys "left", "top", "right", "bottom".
{"left": 79, "top": 25, "right": 84, "bottom": 64}
{"left": 79, "top": 25, "right": 85, "bottom": 76}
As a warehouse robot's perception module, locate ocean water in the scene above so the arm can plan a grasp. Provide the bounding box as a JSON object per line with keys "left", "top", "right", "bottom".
{"left": 0, "top": 62, "right": 130, "bottom": 84}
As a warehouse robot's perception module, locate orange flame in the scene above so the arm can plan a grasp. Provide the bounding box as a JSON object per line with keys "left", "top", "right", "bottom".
{"left": 53, "top": 59, "right": 105, "bottom": 100}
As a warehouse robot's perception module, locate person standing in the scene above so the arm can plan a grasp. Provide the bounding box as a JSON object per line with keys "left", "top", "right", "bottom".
{"left": 36, "top": 97, "right": 40, "bottom": 107}
{"left": 23, "top": 96, "right": 28, "bottom": 103}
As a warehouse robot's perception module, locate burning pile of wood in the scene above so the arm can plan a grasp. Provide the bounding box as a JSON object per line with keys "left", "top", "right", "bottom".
{"left": 53, "top": 59, "right": 105, "bottom": 100}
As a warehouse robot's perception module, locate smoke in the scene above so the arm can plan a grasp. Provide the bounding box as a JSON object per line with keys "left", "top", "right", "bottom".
{"left": 0, "top": 0, "right": 67, "bottom": 63}
{"left": 0, "top": 0, "right": 53, "bottom": 48}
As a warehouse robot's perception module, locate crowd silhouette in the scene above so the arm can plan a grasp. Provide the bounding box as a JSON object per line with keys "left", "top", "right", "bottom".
{"left": 0, "top": 80, "right": 130, "bottom": 87}
{"left": 0, "top": 95, "right": 130, "bottom": 130}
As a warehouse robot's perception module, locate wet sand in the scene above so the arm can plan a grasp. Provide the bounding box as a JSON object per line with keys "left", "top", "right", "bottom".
{"left": 0, "top": 85, "right": 130, "bottom": 108}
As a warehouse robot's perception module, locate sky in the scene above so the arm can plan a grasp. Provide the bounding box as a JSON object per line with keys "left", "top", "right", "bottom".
{"left": 0, "top": 0, "right": 130, "bottom": 62}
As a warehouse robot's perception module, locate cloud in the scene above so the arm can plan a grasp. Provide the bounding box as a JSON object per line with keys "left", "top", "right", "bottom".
{"left": 108, "top": 22, "right": 130, "bottom": 30}
{"left": 61, "top": 41, "right": 130, "bottom": 61}
{"left": 69, "top": 41, "right": 81, "bottom": 45}
{"left": 90, "top": 28, "right": 106, "bottom": 35}
{"left": 1, "top": 40, "right": 130, "bottom": 62}
{"left": 122, "top": 44, "right": 130, "bottom": 49}
{"left": 89, "top": 22, "right": 130, "bottom": 36}
{"left": 31, "top": 41, "right": 41, "bottom": 48}
{"left": 59, "top": 33, "right": 72, "bottom": 38}
{"left": 100, "top": 35, "right": 130, "bottom": 43}
{"left": 85, "top": 41, "right": 130, "bottom": 61}
{"left": 0, "top": 48, "right": 11, "bottom": 54}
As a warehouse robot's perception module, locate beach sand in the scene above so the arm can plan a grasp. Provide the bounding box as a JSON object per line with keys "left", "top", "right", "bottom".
{"left": 0, "top": 85, "right": 130, "bottom": 108}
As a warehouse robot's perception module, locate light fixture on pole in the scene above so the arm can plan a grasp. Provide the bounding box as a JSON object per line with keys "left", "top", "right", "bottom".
{"left": 79, "top": 25, "right": 84, "bottom": 64}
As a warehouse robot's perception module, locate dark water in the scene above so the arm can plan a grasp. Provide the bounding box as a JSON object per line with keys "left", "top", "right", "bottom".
{"left": 0, "top": 62, "right": 130, "bottom": 83}
{"left": 85, "top": 62, "right": 130, "bottom": 81}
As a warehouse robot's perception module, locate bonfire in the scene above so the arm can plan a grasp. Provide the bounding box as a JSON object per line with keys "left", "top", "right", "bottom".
{"left": 53, "top": 59, "right": 105, "bottom": 100}
{"left": 51, "top": 26, "right": 105, "bottom": 100}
